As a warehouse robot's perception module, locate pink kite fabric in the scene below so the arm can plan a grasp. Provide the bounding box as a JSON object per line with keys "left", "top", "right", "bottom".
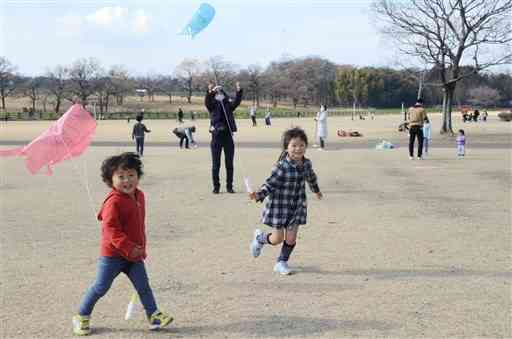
{"left": 0, "top": 104, "right": 96, "bottom": 175}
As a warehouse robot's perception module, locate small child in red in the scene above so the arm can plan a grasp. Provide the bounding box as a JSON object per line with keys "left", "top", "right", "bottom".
{"left": 72, "top": 152, "right": 173, "bottom": 335}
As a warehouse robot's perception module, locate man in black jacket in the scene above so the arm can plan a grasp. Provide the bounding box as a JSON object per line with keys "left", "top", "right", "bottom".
{"left": 205, "top": 82, "right": 243, "bottom": 194}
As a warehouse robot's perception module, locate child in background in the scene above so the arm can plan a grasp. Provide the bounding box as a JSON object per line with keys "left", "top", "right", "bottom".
{"left": 249, "top": 127, "right": 323, "bottom": 275}
{"left": 422, "top": 117, "right": 432, "bottom": 157}
{"left": 72, "top": 153, "right": 173, "bottom": 335}
{"left": 132, "top": 115, "right": 151, "bottom": 156}
{"left": 456, "top": 129, "right": 466, "bottom": 157}
{"left": 264, "top": 109, "right": 272, "bottom": 126}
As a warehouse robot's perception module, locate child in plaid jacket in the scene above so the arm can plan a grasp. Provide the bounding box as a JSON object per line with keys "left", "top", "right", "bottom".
{"left": 249, "top": 127, "right": 323, "bottom": 275}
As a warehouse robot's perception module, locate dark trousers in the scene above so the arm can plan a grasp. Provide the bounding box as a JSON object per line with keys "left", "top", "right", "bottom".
{"left": 319, "top": 137, "right": 325, "bottom": 149}
{"left": 251, "top": 116, "right": 257, "bottom": 126}
{"left": 179, "top": 136, "right": 189, "bottom": 148}
{"left": 409, "top": 126, "right": 424, "bottom": 157}
{"left": 210, "top": 132, "right": 234, "bottom": 190}
{"left": 135, "top": 137, "right": 144, "bottom": 156}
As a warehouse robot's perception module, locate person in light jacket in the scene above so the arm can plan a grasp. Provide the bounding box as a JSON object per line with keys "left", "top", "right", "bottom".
{"left": 315, "top": 104, "right": 328, "bottom": 150}
{"left": 422, "top": 117, "right": 432, "bottom": 157}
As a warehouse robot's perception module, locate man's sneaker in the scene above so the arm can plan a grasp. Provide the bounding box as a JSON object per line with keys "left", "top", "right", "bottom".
{"left": 72, "top": 315, "right": 91, "bottom": 336}
{"left": 226, "top": 188, "right": 235, "bottom": 194}
{"left": 409, "top": 156, "right": 414, "bottom": 160}
{"left": 274, "top": 261, "right": 292, "bottom": 275}
{"left": 148, "top": 310, "right": 173, "bottom": 330}
{"left": 212, "top": 188, "right": 220, "bottom": 194}
{"left": 417, "top": 156, "right": 422, "bottom": 160}
{"left": 250, "top": 229, "right": 264, "bottom": 257}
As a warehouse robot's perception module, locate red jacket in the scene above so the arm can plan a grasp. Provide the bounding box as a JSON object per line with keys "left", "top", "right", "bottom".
{"left": 97, "top": 188, "right": 147, "bottom": 261}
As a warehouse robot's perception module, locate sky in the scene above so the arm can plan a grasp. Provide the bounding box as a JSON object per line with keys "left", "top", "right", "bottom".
{"left": 2, "top": 0, "right": 409, "bottom": 76}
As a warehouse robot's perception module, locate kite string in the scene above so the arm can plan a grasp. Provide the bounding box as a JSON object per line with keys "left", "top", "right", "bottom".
{"left": 58, "top": 135, "right": 98, "bottom": 223}
{"left": 219, "top": 97, "right": 251, "bottom": 192}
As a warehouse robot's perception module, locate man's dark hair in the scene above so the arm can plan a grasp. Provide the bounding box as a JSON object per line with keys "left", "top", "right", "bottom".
{"left": 136, "top": 115, "right": 143, "bottom": 122}
{"left": 416, "top": 98, "right": 424, "bottom": 105}
{"left": 101, "top": 152, "right": 143, "bottom": 187}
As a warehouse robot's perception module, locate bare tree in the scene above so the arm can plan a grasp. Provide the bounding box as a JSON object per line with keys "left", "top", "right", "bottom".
{"left": 21, "top": 76, "right": 45, "bottom": 112}
{"left": 108, "top": 65, "right": 132, "bottom": 106}
{"left": 175, "top": 58, "right": 200, "bottom": 103}
{"left": 0, "top": 56, "right": 18, "bottom": 110}
{"left": 206, "top": 56, "right": 236, "bottom": 86}
{"left": 242, "top": 65, "right": 264, "bottom": 107}
{"left": 374, "top": 0, "right": 512, "bottom": 134}
{"left": 136, "top": 74, "right": 160, "bottom": 102}
{"left": 467, "top": 85, "right": 501, "bottom": 107}
{"left": 46, "top": 65, "right": 69, "bottom": 113}
{"left": 68, "top": 58, "right": 103, "bottom": 104}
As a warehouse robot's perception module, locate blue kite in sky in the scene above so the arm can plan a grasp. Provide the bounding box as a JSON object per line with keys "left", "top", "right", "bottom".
{"left": 179, "top": 3, "right": 216, "bottom": 39}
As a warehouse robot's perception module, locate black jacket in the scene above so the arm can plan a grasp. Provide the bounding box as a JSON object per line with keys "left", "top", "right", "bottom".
{"left": 205, "top": 88, "right": 243, "bottom": 134}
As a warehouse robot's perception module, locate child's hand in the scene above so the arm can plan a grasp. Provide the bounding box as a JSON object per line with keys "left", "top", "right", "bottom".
{"left": 248, "top": 192, "right": 257, "bottom": 201}
{"left": 130, "top": 245, "right": 144, "bottom": 259}
{"left": 315, "top": 192, "right": 323, "bottom": 200}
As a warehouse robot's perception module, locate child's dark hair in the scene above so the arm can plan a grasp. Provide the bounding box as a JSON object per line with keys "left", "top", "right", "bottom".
{"left": 278, "top": 127, "right": 308, "bottom": 161}
{"left": 101, "top": 152, "right": 143, "bottom": 187}
{"left": 136, "top": 115, "right": 143, "bottom": 122}
{"left": 458, "top": 129, "right": 465, "bottom": 135}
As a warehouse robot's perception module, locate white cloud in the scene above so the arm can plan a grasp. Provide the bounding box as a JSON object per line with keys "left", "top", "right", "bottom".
{"left": 86, "top": 6, "right": 128, "bottom": 27}
{"left": 133, "top": 10, "right": 150, "bottom": 34}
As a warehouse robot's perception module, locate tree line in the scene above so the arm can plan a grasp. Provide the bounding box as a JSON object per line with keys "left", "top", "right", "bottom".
{"left": 0, "top": 55, "right": 510, "bottom": 115}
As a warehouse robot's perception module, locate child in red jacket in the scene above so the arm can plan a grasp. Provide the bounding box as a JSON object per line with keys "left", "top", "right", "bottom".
{"left": 72, "top": 152, "right": 172, "bottom": 335}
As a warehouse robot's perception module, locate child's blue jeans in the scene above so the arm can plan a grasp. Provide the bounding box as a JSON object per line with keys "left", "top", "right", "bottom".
{"left": 78, "top": 256, "right": 157, "bottom": 317}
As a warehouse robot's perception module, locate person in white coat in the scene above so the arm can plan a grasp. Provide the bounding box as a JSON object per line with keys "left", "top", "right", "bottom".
{"left": 315, "top": 104, "right": 328, "bottom": 150}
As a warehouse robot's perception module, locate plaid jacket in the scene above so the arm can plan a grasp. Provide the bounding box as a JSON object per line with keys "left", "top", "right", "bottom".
{"left": 255, "top": 157, "right": 320, "bottom": 228}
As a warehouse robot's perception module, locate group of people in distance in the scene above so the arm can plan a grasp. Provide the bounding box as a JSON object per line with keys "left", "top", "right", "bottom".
{"left": 407, "top": 98, "right": 466, "bottom": 159}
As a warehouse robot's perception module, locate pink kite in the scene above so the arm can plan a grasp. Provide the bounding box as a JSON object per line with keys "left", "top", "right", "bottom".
{"left": 0, "top": 104, "right": 96, "bottom": 175}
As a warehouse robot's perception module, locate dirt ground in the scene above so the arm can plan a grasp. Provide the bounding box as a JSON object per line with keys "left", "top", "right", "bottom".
{"left": 0, "top": 113, "right": 510, "bottom": 338}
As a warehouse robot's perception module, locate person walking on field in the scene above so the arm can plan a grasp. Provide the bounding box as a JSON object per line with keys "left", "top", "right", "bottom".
{"left": 177, "top": 108, "right": 184, "bottom": 123}
{"left": 205, "top": 82, "right": 243, "bottom": 194}
{"left": 315, "top": 104, "right": 328, "bottom": 150}
{"left": 407, "top": 98, "right": 428, "bottom": 160}
{"left": 250, "top": 105, "right": 257, "bottom": 127}
{"left": 132, "top": 115, "right": 151, "bottom": 157}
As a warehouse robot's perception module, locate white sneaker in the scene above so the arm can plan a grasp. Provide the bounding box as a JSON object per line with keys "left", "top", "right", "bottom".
{"left": 274, "top": 261, "right": 292, "bottom": 275}
{"left": 409, "top": 156, "right": 414, "bottom": 160}
{"left": 250, "top": 229, "right": 264, "bottom": 258}
{"left": 417, "top": 156, "right": 422, "bottom": 160}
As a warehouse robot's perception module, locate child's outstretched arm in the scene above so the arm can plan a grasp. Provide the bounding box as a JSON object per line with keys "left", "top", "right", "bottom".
{"left": 250, "top": 163, "right": 284, "bottom": 202}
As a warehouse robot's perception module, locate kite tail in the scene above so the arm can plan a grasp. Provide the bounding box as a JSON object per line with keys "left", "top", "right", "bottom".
{"left": 0, "top": 147, "right": 25, "bottom": 157}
